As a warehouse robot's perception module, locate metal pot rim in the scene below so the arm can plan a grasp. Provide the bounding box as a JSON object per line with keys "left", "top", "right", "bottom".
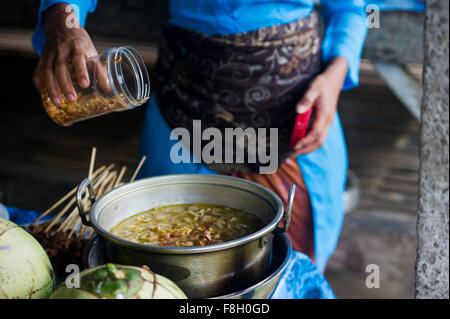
{"left": 88, "top": 174, "right": 285, "bottom": 254}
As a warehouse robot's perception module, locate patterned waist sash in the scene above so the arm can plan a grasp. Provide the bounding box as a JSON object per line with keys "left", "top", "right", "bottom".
{"left": 154, "top": 11, "right": 321, "bottom": 173}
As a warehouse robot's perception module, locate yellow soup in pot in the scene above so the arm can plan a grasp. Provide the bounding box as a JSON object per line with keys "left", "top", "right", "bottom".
{"left": 110, "top": 203, "right": 264, "bottom": 247}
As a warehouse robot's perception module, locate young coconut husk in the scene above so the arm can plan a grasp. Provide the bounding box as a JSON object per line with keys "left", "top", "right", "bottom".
{"left": 0, "top": 218, "right": 55, "bottom": 299}
{"left": 50, "top": 263, "right": 187, "bottom": 299}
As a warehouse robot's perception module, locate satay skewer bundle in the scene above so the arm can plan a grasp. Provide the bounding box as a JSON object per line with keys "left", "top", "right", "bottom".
{"left": 31, "top": 147, "right": 146, "bottom": 241}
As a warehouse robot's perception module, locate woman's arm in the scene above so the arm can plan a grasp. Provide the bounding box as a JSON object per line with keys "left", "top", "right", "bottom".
{"left": 32, "top": 0, "right": 97, "bottom": 106}
{"left": 293, "top": 1, "right": 367, "bottom": 154}
{"left": 320, "top": 0, "right": 368, "bottom": 90}
{"left": 294, "top": 56, "right": 348, "bottom": 155}
{"left": 32, "top": 0, "right": 97, "bottom": 55}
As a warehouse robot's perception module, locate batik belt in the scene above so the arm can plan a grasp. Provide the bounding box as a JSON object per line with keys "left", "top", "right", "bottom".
{"left": 154, "top": 11, "right": 321, "bottom": 173}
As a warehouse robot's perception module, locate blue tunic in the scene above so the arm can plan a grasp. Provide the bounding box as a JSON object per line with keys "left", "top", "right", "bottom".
{"left": 32, "top": 0, "right": 367, "bottom": 272}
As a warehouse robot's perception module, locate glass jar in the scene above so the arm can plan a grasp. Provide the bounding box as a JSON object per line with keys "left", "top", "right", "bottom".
{"left": 40, "top": 46, "right": 150, "bottom": 126}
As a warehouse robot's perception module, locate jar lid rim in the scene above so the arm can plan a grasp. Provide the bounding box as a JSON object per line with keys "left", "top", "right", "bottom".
{"left": 107, "top": 46, "right": 150, "bottom": 109}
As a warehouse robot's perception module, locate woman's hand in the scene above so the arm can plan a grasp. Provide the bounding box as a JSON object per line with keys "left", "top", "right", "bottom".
{"left": 32, "top": 3, "right": 98, "bottom": 106}
{"left": 293, "top": 56, "right": 349, "bottom": 155}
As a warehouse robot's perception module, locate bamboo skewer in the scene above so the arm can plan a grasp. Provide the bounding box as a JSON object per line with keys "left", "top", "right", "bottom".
{"left": 31, "top": 147, "right": 147, "bottom": 248}
{"left": 57, "top": 168, "right": 109, "bottom": 233}
{"left": 60, "top": 207, "right": 80, "bottom": 233}
{"left": 44, "top": 197, "right": 76, "bottom": 232}
{"left": 115, "top": 166, "right": 127, "bottom": 187}
{"left": 78, "top": 225, "right": 86, "bottom": 244}
{"left": 57, "top": 207, "right": 78, "bottom": 233}
{"left": 71, "top": 170, "right": 117, "bottom": 239}
{"left": 62, "top": 162, "right": 137, "bottom": 237}
{"left": 86, "top": 227, "right": 95, "bottom": 239}
{"left": 68, "top": 220, "right": 81, "bottom": 239}
{"left": 96, "top": 171, "right": 117, "bottom": 199}
{"left": 32, "top": 165, "right": 107, "bottom": 226}
{"left": 105, "top": 172, "right": 118, "bottom": 192}
{"left": 130, "top": 156, "right": 146, "bottom": 182}
{"left": 32, "top": 187, "right": 77, "bottom": 226}
{"left": 46, "top": 168, "right": 109, "bottom": 233}
{"left": 88, "top": 147, "right": 96, "bottom": 179}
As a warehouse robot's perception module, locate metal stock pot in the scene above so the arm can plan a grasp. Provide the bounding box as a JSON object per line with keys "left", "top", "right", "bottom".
{"left": 76, "top": 174, "right": 294, "bottom": 298}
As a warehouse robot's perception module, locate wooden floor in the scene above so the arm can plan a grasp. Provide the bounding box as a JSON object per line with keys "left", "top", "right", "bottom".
{"left": 341, "top": 63, "right": 420, "bottom": 216}
{"left": 0, "top": 34, "right": 420, "bottom": 298}
{"left": 326, "top": 63, "right": 419, "bottom": 299}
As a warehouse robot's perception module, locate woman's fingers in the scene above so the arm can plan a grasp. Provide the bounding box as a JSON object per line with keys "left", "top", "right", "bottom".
{"left": 292, "top": 75, "right": 334, "bottom": 154}
{"left": 55, "top": 60, "right": 77, "bottom": 102}
{"left": 95, "top": 59, "right": 112, "bottom": 93}
{"left": 44, "top": 52, "right": 63, "bottom": 106}
{"left": 54, "top": 41, "right": 79, "bottom": 103}
{"left": 294, "top": 106, "right": 330, "bottom": 155}
{"left": 296, "top": 86, "right": 318, "bottom": 114}
{"left": 45, "top": 67, "right": 61, "bottom": 106}
{"left": 290, "top": 60, "right": 346, "bottom": 156}
{"left": 292, "top": 84, "right": 320, "bottom": 151}
{"left": 33, "top": 5, "right": 100, "bottom": 106}
{"left": 300, "top": 107, "right": 327, "bottom": 144}
{"left": 72, "top": 53, "right": 90, "bottom": 88}
{"left": 294, "top": 137, "right": 325, "bottom": 155}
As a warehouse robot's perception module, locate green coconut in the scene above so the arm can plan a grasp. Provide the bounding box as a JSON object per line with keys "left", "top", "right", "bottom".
{"left": 51, "top": 263, "right": 187, "bottom": 299}
{"left": 0, "top": 217, "right": 55, "bottom": 299}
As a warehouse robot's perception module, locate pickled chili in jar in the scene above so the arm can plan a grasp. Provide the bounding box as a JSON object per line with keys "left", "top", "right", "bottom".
{"left": 40, "top": 46, "right": 150, "bottom": 126}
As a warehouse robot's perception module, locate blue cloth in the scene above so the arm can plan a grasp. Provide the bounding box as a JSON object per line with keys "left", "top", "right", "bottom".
{"left": 32, "top": 0, "right": 97, "bottom": 55}
{"left": 370, "top": 0, "right": 425, "bottom": 12}
{"left": 169, "top": 0, "right": 367, "bottom": 90}
{"left": 137, "top": 97, "right": 216, "bottom": 177}
{"left": 296, "top": 114, "right": 347, "bottom": 271}
{"left": 8, "top": 207, "right": 336, "bottom": 299}
{"left": 31, "top": 0, "right": 358, "bottom": 271}
{"left": 4, "top": 206, "right": 52, "bottom": 226}
{"left": 32, "top": 0, "right": 366, "bottom": 90}
{"left": 271, "top": 251, "right": 336, "bottom": 299}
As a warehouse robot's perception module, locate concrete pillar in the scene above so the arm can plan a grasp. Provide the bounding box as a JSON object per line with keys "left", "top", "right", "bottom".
{"left": 415, "top": 0, "right": 449, "bottom": 299}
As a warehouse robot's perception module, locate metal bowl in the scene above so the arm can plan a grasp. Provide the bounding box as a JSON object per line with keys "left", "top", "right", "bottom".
{"left": 344, "top": 170, "right": 361, "bottom": 214}
{"left": 77, "top": 174, "right": 294, "bottom": 298}
{"left": 83, "top": 233, "right": 292, "bottom": 299}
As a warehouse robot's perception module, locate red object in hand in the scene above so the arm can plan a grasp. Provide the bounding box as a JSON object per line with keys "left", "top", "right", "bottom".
{"left": 289, "top": 107, "right": 313, "bottom": 150}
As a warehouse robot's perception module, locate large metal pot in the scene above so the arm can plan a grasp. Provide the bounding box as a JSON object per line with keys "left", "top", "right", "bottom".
{"left": 77, "top": 174, "right": 294, "bottom": 298}
{"left": 83, "top": 233, "right": 292, "bottom": 299}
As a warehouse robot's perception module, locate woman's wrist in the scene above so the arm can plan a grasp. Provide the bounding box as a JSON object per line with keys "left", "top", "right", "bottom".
{"left": 322, "top": 56, "right": 349, "bottom": 89}
{"left": 43, "top": 2, "right": 75, "bottom": 35}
